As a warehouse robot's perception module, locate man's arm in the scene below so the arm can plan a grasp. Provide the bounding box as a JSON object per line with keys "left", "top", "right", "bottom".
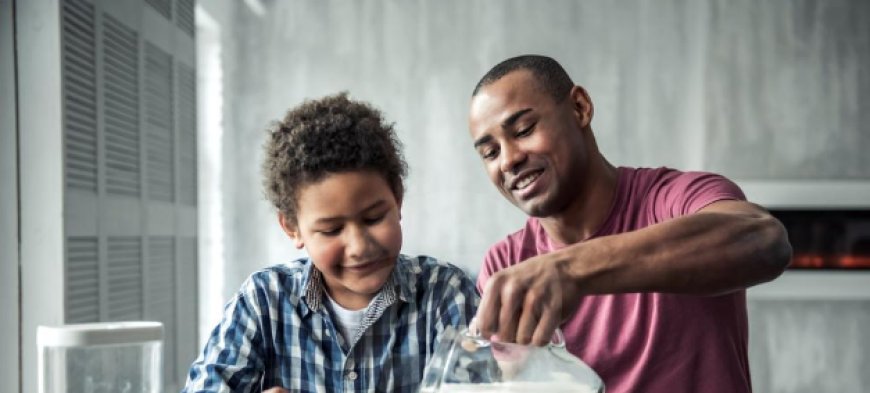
{"left": 564, "top": 200, "right": 792, "bottom": 295}
{"left": 476, "top": 200, "right": 792, "bottom": 345}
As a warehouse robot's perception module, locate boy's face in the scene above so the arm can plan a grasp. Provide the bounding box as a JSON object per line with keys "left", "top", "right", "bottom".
{"left": 280, "top": 171, "right": 402, "bottom": 310}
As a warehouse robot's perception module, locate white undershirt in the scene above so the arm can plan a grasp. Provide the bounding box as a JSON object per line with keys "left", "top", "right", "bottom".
{"left": 323, "top": 292, "right": 367, "bottom": 343}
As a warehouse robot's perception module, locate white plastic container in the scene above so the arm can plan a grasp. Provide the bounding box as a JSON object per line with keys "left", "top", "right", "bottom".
{"left": 37, "top": 321, "right": 163, "bottom": 393}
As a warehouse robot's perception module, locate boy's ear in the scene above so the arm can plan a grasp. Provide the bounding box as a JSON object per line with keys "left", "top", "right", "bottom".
{"left": 277, "top": 213, "right": 305, "bottom": 249}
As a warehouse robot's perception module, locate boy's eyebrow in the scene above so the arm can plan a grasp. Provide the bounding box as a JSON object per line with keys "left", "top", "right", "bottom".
{"left": 314, "top": 216, "right": 343, "bottom": 224}
{"left": 312, "top": 200, "right": 388, "bottom": 224}
{"left": 361, "top": 199, "right": 387, "bottom": 213}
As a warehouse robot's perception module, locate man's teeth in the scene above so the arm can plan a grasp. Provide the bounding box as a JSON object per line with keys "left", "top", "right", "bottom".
{"left": 515, "top": 172, "right": 540, "bottom": 190}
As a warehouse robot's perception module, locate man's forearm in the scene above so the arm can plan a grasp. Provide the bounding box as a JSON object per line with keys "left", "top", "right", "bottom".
{"left": 557, "top": 205, "right": 793, "bottom": 296}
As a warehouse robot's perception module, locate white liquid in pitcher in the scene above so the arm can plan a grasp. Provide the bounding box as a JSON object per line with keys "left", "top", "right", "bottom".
{"left": 428, "top": 382, "right": 599, "bottom": 393}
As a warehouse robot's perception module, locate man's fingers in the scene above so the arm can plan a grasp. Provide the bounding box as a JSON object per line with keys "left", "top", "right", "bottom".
{"left": 514, "top": 295, "right": 539, "bottom": 345}
{"left": 262, "top": 388, "right": 289, "bottom": 393}
{"left": 475, "top": 276, "right": 503, "bottom": 338}
{"left": 496, "top": 282, "right": 522, "bottom": 343}
{"left": 530, "top": 308, "right": 561, "bottom": 346}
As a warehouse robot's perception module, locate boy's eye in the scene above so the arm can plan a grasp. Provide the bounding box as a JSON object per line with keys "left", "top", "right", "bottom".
{"left": 364, "top": 214, "right": 386, "bottom": 225}
{"left": 318, "top": 227, "right": 342, "bottom": 236}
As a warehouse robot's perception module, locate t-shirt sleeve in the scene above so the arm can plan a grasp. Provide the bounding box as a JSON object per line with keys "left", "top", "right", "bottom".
{"left": 653, "top": 171, "right": 746, "bottom": 221}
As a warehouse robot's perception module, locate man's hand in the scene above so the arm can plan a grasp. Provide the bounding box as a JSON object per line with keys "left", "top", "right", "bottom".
{"left": 475, "top": 251, "right": 581, "bottom": 346}
{"left": 263, "top": 388, "right": 289, "bottom": 393}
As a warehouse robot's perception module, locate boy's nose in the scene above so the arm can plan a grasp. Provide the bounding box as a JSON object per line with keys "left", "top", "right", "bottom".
{"left": 345, "top": 226, "right": 378, "bottom": 261}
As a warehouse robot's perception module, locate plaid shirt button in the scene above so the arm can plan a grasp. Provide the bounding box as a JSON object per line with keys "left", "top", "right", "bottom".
{"left": 347, "top": 371, "right": 358, "bottom": 380}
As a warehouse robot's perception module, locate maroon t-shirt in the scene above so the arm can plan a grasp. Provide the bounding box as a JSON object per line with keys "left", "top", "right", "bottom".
{"left": 477, "top": 167, "right": 751, "bottom": 393}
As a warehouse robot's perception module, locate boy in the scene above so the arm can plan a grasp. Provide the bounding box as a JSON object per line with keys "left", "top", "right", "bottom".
{"left": 183, "top": 93, "right": 479, "bottom": 392}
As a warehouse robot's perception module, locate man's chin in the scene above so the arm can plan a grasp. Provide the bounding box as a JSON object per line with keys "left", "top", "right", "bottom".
{"left": 514, "top": 197, "right": 556, "bottom": 218}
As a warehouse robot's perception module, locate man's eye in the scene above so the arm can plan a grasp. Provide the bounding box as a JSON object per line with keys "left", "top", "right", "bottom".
{"left": 516, "top": 124, "right": 534, "bottom": 137}
{"left": 481, "top": 148, "right": 498, "bottom": 160}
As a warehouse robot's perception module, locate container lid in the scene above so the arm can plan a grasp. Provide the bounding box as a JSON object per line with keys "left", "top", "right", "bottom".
{"left": 37, "top": 321, "right": 163, "bottom": 348}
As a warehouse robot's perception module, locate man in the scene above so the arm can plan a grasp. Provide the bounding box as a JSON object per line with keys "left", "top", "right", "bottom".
{"left": 468, "top": 55, "right": 792, "bottom": 393}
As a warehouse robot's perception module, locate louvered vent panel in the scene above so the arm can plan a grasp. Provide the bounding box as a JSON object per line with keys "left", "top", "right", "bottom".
{"left": 103, "top": 15, "right": 141, "bottom": 197}
{"left": 62, "top": 0, "right": 98, "bottom": 192}
{"left": 177, "top": 63, "right": 197, "bottom": 205}
{"left": 65, "top": 237, "right": 99, "bottom": 323}
{"left": 107, "top": 237, "right": 142, "bottom": 321}
{"left": 176, "top": 0, "right": 195, "bottom": 37}
{"left": 178, "top": 237, "right": 196, "bottom": 271}
{"left": 145, "top": 43, "right": 174, "bottom": 202}
{"left": 147, "top": 237, "right": 176, "bottom": 385}
{"left": 145, "top": 0, "right": 171, "bottom": 20}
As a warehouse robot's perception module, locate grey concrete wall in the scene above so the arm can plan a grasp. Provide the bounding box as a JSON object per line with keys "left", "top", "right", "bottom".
{"left": 210, "top": 0, "right": 870, "bottom": 279}
{"left": 749, "top": 300, "right": 870, "bottom": 392}
{"left": 199, "top": 0, "right": 870, "bottom": 390}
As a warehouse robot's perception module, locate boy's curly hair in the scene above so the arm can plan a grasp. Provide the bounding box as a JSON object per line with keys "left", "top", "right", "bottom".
{"left": 262, "top": 92, "right": 408, "bottom": 224}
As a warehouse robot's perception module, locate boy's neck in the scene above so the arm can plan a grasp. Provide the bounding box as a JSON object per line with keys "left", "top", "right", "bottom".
{"left": 323, "top": 283, "right": 375, "bottom": 311}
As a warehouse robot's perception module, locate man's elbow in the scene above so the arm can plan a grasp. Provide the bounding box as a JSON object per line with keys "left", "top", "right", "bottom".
{"left": 757, "top": 215, "right": 793, "bottom": 283}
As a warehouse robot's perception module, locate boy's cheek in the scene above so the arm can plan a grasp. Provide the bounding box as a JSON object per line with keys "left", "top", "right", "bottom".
{"left": 306, "top": 239, "right": 344, "bottom": 271}
{"left": 374, "top": 219, "right": 403, "bottom": 256}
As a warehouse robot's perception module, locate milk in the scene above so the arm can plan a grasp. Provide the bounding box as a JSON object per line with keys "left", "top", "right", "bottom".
{"left": 424, "top": 382, "right": 600, "bottom": 393}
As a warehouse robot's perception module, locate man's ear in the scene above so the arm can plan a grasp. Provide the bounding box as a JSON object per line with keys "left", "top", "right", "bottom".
{"left": 277, "top": 213, "right": 305, "bottom": 249}
{"left": 570, "top": 85, "right": 594, "bottom": 128}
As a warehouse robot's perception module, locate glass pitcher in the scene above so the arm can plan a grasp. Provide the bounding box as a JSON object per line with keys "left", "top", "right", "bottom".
{"left": 420, "top": 326, "right": 604, "bottom": 393}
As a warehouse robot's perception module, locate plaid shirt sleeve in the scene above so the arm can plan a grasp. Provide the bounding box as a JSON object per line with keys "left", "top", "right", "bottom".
{"left": 183, "top": 277, "right": 268, "bottom": 393}
{"left": 432, "top": 264, "right": 480, "bottom": 343}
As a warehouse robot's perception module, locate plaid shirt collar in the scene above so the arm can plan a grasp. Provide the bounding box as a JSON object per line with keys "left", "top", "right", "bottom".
{"left": 299, "top": 256, "right": 417, "bottom": 318}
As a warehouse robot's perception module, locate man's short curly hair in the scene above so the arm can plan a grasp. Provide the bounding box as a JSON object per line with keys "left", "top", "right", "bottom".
{"left": 262, "top": 92, "right": 408, "bottom": 224}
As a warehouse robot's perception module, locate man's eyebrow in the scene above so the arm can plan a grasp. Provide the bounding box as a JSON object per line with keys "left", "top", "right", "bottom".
{"left": 472, "top": 108, "right": 533, "bottom": 148}
{"left": 473, "top": 135, "right": 492, "bottom": 149}
{"left": 501, "top": 108, "right": 533, "bottom": 129}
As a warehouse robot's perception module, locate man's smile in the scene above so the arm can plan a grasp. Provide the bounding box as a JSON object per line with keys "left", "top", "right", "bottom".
{"left": 512, "top": 170, "right": 543, "bottom": 190}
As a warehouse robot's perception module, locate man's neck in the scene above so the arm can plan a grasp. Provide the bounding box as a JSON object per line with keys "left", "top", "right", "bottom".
{"left": 539, "top": 157, "right": 618, "bottom": 245}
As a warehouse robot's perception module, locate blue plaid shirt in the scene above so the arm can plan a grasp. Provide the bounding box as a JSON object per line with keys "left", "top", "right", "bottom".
{"left": 183, "top": 254, "right": 479, "bottom": 393}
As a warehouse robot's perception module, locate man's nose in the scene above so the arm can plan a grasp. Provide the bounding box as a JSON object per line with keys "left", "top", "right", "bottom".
{"left": 499, "top": 142, "right": 527, "bottom": 174}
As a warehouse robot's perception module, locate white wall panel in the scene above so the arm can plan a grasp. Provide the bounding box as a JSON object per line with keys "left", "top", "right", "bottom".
{"left": 1, "top": 0, "right": 21, "bottom": 390}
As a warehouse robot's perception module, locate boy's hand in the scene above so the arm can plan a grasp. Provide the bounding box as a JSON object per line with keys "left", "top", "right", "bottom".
{"left": 263, "top": 388, "right": 289, "bottom": 393}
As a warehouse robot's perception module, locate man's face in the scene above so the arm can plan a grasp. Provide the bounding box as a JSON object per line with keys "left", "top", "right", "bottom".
{"left": 468, "top": 70, "right": 589, "bottom": 217}
{"left": 281, "top": 171, "right": 402, "bottom": 309}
